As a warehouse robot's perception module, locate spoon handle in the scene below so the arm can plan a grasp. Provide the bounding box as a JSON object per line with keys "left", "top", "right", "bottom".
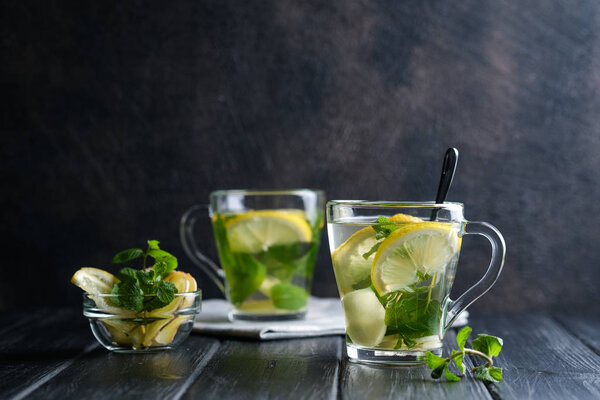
{"left": 431, "top": 148, "right": 459, "bottom": 221}
{"left": 435, "top": 148, "right": 459, "bottom": 204}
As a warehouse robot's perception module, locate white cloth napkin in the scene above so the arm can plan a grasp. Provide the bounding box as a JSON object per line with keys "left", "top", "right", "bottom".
{"left": 193, "top": 297, "right": 345, "bottom": 340}
{"left": 193, "top": 297, "right": 469, "bottom": 340}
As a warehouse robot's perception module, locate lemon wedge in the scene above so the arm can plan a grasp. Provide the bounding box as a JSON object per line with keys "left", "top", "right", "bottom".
{"left": 372, "top": 222, "right": 460, "bottom": 295}
{"left": 225, "top": 210, "right": 312, "bottom": 253}
{"left": 144, "top": 271, "right": 198, "bottom": 347}
{"left": 71, "top": 267, "right": 119, "bottom": 294}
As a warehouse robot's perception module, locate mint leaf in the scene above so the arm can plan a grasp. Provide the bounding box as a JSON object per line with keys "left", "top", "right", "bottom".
{"left": 351, "top": 276, "right": 373, "bottom": 291}
{"left": 373, "top": 216, "right": 397, "bottom": 239}
{"left": 425, "top": 351, "right": 446, "bottom": 369}
{"left": 444, "top": 364, "right": 461, "bottom": 382}
{"left": 452, "top": 349, "right": 465, "bottom": 373}
{"left": 153, "top": 257, "right": 177, "bottom": 280}
{"left": 142, "top": 280, "right": 178, "bottom": 311}
{"left": 270, "top": 283, "right": 309, "bottom": 310}
{"left": 226, "top": 253, "right": 267, "bottom": 305}
{"left": 112, "top": 248, "right": 144, "bottom": 263}
{"left": 473, "top": 366, "right": 503, "bottom": 383}
{"left": 112, "top": 280, "right": 144, "bottom": 312}
{"left": 147, "top": 248, "right": 173, "bottom": 259}
{"left": 116, "top": 267, "right": 137, "bottom": 282}
{"left": 255, "top": 243, "right": 311, "bottom": 282}
{"left": 431, "top": 365, "right": 445, "bottom": 379}
{"left": 456, "top": 326, "right": 472, "bottom": 352}
{"left": 383, "top": 289, "right": 441, "bottom": 346}
{"left": 156, "top": 280, "right": 177, "bottom": 301}
{"left": 264, "top": 242, "right": 312, "bottom": 264}
{"left": 143, "top": 241, "right": 178, "bottom": 279}
{"left": 135, "top": 270, "right": 155, "bottom": 292}
{"left": 362, "top": 242, "right": 381, "bottom": 260}
{"left": 472, "top": 334, "right": 503, "bottom": 358}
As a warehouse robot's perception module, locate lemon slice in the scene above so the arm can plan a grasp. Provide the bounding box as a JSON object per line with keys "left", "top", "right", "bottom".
{"left": 342, "top": 288, "right": 386, "bottom": 347}
{"left": 389, "top": 213, "right": 422, "bottom": 224}
{"left": 372, "top": 222, "right": 460, "bottom": 295}
{"left": 225, "top": 210, "right": 312, "bottom": 253}
{"left": 72, "top": 267, "right": 136, "bottom": 319}
{"left": 144, "top": 270, "right": 198, "bottom": 346}
{"left": 71, "top": 267, "right": 119, "bottom": 294}
{"left": 331, "top": 228, "right": 378, "bottom": 296}
{"left": 147, "top": 271, "right": 198, "bottom": 318}
{"left": 331, "top": 213, "right": 422, "bottom": 296}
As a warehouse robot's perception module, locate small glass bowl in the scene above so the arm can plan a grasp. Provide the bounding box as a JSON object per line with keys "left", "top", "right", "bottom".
{"left": 83, "top": 291, "right": 201, "bottom": 353}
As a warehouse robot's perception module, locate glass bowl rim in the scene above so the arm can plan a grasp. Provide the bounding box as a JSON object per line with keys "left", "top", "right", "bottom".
{"left": 82, "top": 290, "right": 202, "bottom": 298}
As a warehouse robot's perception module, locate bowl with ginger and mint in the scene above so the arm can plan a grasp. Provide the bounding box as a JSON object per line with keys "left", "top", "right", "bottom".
{"left": 72, "top": 240, "right": 201, "bottom": 352}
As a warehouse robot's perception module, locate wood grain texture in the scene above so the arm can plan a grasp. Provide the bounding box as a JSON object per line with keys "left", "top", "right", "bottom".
{"left": 0, "top": 309, "right": 97, "bottom": 400}
{"left": 3, "top": 309, "right": 600, "bottom": 399}
{"left": 339, "top": 329, "right": 492, "bottom": 400}
{"left": 2, "top": 0, "right": 600, "bottom": 314}
{"left": 470, "top": 312, "right": 600, "bottom": 400}
{"left": 553, "top": 312, "right": 600, "bottom": 355}
{"left": 25, "top": 335, "right": 220, "bottom": 400}
{"left": 181, "top": 337, "right": 341, "bottom": 400}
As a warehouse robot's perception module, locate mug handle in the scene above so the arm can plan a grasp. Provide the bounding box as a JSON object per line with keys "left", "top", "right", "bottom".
{"left": 180, "top": 205, "right": 226, "bottom": 294}
{"left": 444, "top": 221, "right": 506, "bottom": 332}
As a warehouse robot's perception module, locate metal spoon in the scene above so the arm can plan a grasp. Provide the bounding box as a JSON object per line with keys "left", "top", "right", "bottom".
{"left": 430, "top": 148, "right": 459, "bottom": 221}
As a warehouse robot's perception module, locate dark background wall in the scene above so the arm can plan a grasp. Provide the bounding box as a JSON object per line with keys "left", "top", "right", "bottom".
{"left": 2, "top": 0, "right": 599, "bottom": 312}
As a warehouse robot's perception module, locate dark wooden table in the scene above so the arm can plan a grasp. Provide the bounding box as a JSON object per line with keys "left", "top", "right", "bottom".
{"left": 2, "top": 308, "right": 599, "bottom": 399}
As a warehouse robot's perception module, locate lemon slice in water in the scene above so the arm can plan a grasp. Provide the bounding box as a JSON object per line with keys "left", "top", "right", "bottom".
{"left": 372, "top": 222, "right": 460, "bottom": 296}
{"left": 225, "top": 210, "right": 312, "bottom": 253}
{"left": 331, "top": 213, "right": 422, "bottom": 296}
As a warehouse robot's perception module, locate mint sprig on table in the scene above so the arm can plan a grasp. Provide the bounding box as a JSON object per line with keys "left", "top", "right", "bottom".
{"left": 425, "top": 326, "right": 504, "bottom": 383}
{"left": 110, "top": 240, "right": 179, "bottom": 312}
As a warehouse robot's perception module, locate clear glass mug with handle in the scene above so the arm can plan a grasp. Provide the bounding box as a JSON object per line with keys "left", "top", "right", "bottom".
{"left": 180, "top": 189, "right": 325, "bottom": 321}
{"left": 327, "top": 201, "right": 505, "bottom": 365}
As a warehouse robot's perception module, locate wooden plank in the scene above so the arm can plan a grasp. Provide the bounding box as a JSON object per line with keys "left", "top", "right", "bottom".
{"left": 0, "top": 308, "right": 98, "bottom": 400}
{"left": 553, "top": 313, "right": 600, "bottom": 355}
{"left": 24, "top": 334, "right": 220, "bottom": 400}
{"left": 339, "top": 330, "right": 493, "bottom": 400}
{"left": 182, "top": 336, "right": 341, "bottom": 400}
{"left": 470, "top": 312, "right": 600, "bottom": 400}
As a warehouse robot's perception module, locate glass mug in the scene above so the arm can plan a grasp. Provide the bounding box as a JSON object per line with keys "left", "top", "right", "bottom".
{"left": 327, "top": 201, "right": 505, "bottom": 365}
{"left": 181, "top": 189, "right": 325, "bottom": 321}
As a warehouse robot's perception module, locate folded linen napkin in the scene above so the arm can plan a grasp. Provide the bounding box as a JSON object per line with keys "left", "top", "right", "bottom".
{"left": 193, "top": 297, "right": 345, "bottom": 340}
{"left": 193, "top": 297, "right": 469, "bottom": 340}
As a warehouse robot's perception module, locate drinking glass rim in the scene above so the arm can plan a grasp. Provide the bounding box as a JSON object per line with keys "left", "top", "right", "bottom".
{"left": 211, "top": 189, "right": 325, "bottom": 197}
{"left": 327, "top": 200, "right": 464, "bottom": 210}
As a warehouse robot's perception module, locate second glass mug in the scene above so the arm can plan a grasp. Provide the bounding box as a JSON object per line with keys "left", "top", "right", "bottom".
{"left": 180, "top": 189, "right": 325, "bottom": 321}
{"left": 327, "top": 201, "right": 505, "bottom": 365}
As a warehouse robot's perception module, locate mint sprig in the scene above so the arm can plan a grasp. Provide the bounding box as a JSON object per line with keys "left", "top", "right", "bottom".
{"left": 110, "top": 240, "right": 179, "bottom": 312}
{"left": 425, "top": 326, "right": 504, "bottom": 383}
